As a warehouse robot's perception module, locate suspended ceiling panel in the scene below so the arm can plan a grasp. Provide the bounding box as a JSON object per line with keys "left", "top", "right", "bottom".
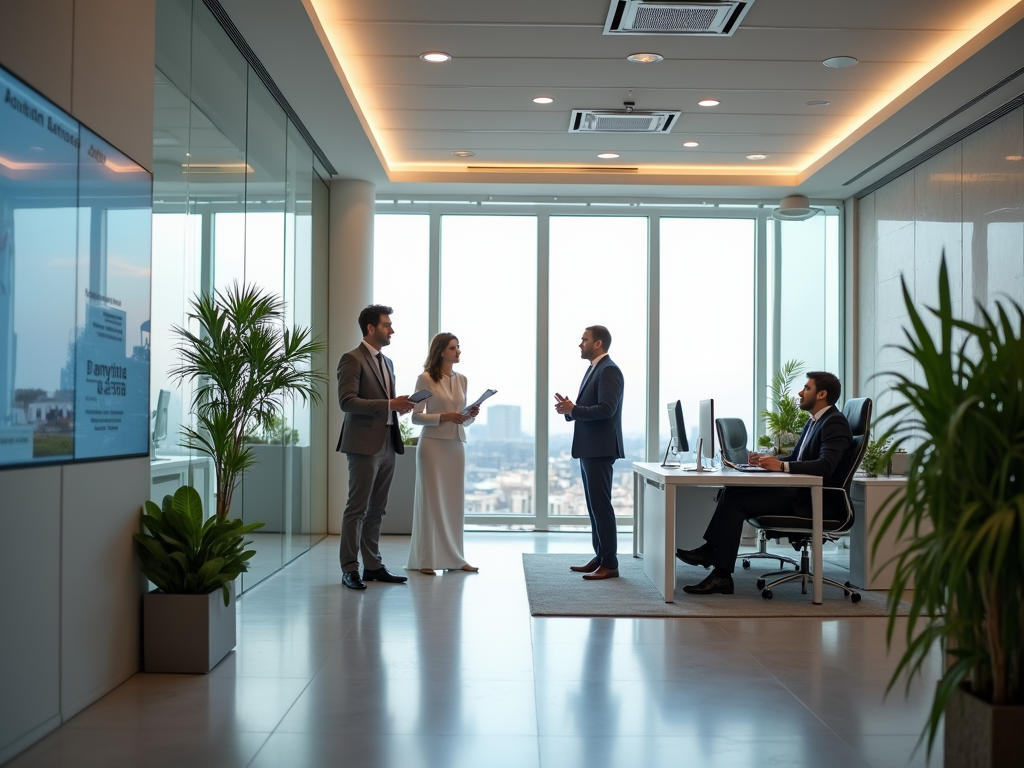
{"left": 292, "top": 0, "right": 1024, "bottom": 194}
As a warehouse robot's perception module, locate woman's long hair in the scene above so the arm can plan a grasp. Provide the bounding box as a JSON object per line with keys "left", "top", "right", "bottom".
{"left": 424, "top": 332, "right": 458, "bottom": 383}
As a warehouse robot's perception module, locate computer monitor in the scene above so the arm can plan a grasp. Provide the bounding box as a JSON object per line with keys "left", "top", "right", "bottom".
{"left": 699, "top": 399, "right": 715, "bottom": 462}
{"left": 151, "top": 389, "right": 170, "bottom": 455}
{"left": 662, "top": 400, "right": 689, "bottom": 466}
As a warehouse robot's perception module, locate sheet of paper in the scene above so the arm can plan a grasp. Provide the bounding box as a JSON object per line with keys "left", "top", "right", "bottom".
{"left": 462, "top": 389, "right": 497, "bottom": 415}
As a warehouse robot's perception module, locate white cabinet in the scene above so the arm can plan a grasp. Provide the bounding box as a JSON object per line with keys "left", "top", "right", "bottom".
{"left": 850, "top": 477, "right": 925, "bottom": 590}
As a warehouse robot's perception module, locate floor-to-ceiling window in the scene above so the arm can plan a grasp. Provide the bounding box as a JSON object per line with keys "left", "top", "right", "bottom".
{"left": 371, "top": 202, "right": 843, "bottom": 529}
{"left": 548, "top": 216, "right": 647, "bottom": 521}
{"left": 152, "top": 0, "right": 328, "bottom": 590}
{"left": 441, "top": 216, "right": 538, "bottom": 517}
{"left": 659, "top": 217, "right": 757, "bottom": 457}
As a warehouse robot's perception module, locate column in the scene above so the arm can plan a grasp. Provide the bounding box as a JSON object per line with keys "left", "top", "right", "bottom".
{"left": 327, "top": 179, "right": 375, "bottom": 533}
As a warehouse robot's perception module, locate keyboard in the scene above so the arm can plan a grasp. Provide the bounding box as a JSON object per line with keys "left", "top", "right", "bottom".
{"left": 724, "top": 460, "right": 770, "bottom": 473}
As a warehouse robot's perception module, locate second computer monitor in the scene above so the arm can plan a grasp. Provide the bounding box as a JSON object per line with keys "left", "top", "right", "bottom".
{"left": 667, "top": 400, "right": 689, "bottom": 454}
{"left": 698, "top": 399, "right": 715, "bottom": 460}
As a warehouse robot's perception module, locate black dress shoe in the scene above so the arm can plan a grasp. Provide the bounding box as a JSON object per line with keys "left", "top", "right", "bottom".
{"left": 682, "top": 571, "right": 735, "bottom": 595}
{"left": 342, "top": 571, "right": 366, "bottom": 590}
{"left": 362, "top": 566, "right": 408, "bottom": 584}
{"left": 676, "top": 547, "right": 715, "bottom": 569}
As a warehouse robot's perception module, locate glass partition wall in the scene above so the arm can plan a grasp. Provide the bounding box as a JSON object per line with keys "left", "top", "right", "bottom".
{"left": 373, "top": 203, "right": 843, "bottom": 529}
{"left": 152, "top": 0, "right": 326, "bottom": 590}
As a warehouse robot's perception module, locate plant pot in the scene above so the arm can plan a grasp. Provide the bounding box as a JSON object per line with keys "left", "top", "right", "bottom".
{"left": 944, "top": 684, "right": 1024, "bottom": 768}
{"left": 143, "top": 582, "right": 236, "bottom": 673}
{"left": 381, "top": 445, "right": 416, "bottom": 535}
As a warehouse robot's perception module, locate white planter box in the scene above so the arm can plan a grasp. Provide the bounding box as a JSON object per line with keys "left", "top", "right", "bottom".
{"left": 143, "top": 581, "right": 236, "bottom": 673}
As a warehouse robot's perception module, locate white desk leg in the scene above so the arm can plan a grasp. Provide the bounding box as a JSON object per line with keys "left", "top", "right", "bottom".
{"left": 664, "top": 484, "right": 676, "bottom": 602}
{"left": 633, "top": 470, "right": 641, "bottom": 558}
{"left": 811, "top": 485, "right": 823, "bottom": 605}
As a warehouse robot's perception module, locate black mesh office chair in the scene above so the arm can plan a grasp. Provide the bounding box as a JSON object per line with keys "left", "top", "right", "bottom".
{"left": 716, "top": 417, "right": 800, "bottom": 573}
{"left": 752, "top": 397, "right": 873, "bottom": 603}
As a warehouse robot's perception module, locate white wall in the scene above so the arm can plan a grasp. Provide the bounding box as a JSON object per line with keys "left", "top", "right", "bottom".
{"left": 857, "top": 106, "right": 1024, "bottom": 430}
{"left": 0, "top": 0, "right": 155, "bottom": 763}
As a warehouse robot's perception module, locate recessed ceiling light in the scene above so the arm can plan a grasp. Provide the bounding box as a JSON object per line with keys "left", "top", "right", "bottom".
{"left": 806, "top": 100, "right": 832, "bottom": 107}
{"left": 597, "top": 153, "right": 620, "bottom": 159}
{"left": 452, "top": 151, "right": 475, "bottom": 158}
{"left": 698, "top": 99, "right": 720, "bottom": 107}
{"left": 683, "top": 141, "right": 699, "bottom": 148}
{"left": 627, "top": 52, "right": 664, "bottom": 64}
{"left": 746, "top": 153, "right": 769, "bottom": 160}
{"left": 1006, "top": 155, "right": 1024, "bottom": 162}
{"left": 420, "top": 52, "right": 452, "bottom": 63}
{"left": 533, "top": 97, "right": 554, "bottom": 104}
{"left": 823, "top": 56, "right": 858, "bottom": 68}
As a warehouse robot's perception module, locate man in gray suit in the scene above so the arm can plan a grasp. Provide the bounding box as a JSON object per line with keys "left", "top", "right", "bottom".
{"left": 336, "top": 304, "right": 415, "bottom": 590}
{"left": 554, "top": 325, "right": 625, "bottom": 581}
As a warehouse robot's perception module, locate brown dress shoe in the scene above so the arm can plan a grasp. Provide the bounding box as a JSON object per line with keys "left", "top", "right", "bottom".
{"left": 569, "top": 558, "right": 600, "bottom": 573}
{"left": 582, "top": 566, "right": 620, "bottom": 581}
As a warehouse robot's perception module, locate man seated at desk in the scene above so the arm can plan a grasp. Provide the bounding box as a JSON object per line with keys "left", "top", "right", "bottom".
{"left": 676, "top": 371, "right": 853, "bottom": 595}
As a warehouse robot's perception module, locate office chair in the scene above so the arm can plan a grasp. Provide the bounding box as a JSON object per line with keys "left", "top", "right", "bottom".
{"left": 752, "top": 397, "right": 873, "bottom": 603}
{"left": 716, "top": 417, "right": 800, "bottom": 573}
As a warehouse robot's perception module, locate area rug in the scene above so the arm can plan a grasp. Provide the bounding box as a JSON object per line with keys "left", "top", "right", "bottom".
{"left": 523, "top": 553, "right": 907, "bottom": 618}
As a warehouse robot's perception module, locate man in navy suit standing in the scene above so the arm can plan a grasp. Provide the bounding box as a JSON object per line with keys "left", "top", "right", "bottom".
{"left": 555, "top": 325, "right": 625, "bottom": 581}
{"left": 677, "top": 371, "right": 853, "bottom": 595}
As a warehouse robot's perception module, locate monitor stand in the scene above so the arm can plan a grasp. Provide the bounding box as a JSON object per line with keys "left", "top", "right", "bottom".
{"left": 661, "top": 437, "right": 681, "bottom": 468}
{"left": 682, "top": 438, "right": 719, "bottom": 472}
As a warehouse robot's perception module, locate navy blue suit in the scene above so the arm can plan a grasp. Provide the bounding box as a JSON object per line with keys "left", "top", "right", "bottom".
{"left": 703, "top": 406, "right": 854, "bottom": 573}
{"left": 566, "top": 356, "right": 625, "bottom": 569}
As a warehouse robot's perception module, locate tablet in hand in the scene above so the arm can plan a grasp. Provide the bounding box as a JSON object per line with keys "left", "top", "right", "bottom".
{"left": 408, "top": 389, "right": 433, "bottom": 403}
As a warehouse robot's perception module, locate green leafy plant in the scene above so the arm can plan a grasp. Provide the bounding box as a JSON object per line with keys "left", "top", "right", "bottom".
{"left": 170, "top": 283, "right": 326, "bottom": 519}
{"left": 399, "top": 415, "right": 418, "bottom": 446}
{"left": 860, "top": 435, "right": 893, "bottom": 477}
{"left": 244, "top": 413, "right": 300, "bottom": 445}
{"left": 761, "top": 358, "right": 810, "bottom": 452}
{"left": 134, "top": 486, "right": 264, "bottom": 606}
{"left": 875, "top": 256, "right": 1024, "bottom": 754}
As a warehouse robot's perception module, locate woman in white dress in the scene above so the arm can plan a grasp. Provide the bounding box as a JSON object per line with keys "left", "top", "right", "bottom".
{"left": 405, "top": 333, "right": 481, "bottom": 574}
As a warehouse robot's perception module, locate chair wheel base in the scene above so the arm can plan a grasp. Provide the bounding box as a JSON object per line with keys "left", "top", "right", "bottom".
{"left": 756, "top": 578, "right": 766, "bottom": 590}
{"left": 761, "top": 588, "right": 773, "bottom": 600}
{"left": 742, "top": 559, "right": 751, "bottom": 570}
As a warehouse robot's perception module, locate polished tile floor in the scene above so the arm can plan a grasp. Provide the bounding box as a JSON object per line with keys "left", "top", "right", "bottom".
{"left": 9, "top": 532, "right": 942, "bottom": 768}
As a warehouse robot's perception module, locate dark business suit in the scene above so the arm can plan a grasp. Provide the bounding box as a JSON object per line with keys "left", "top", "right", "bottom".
{"left": 336, "top": 343, "right": 405, "bottom": 574}
{"left": 566, "top": 356, "right": 625, "bottom": 570}
{"left": 703, "top": 406, "right": 853, "bottom": 573}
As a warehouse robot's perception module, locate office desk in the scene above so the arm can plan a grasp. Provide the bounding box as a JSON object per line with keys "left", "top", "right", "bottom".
{"left": 632, "top": 462, "right": 825, "bottom": 604}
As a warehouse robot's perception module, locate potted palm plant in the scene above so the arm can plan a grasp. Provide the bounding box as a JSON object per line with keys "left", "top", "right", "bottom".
{"left": 170, "top": 282, "right": 325, "bottom": 520}
{"left": 875, "top": 257, "right": 1024, "bottom": 766}
{"left": 137, "top": 283, "right": 325, "bottom": 673}
{"left": 758, "top": 358, "right": 810, "bottom": 454}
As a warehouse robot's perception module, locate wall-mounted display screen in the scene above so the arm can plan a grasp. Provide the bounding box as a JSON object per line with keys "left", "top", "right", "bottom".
{"left": 0, "top": 62, "right": 152, "bottom": 469}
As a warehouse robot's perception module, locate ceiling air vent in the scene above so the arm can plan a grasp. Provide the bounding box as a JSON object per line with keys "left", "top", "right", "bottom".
{"left": 569, "top": 109, "right": 680, "bottom": 133}
{"left": 604, "top": 0, "right": 755, "bottom": 36}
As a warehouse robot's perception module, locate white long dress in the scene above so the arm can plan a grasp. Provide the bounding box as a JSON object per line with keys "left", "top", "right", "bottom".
{"left": 405, "top": 371, "right": 475, "bottom": 570}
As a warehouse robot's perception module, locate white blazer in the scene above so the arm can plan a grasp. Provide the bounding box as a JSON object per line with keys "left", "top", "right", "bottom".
{"left": 411, "top": 371, "right": 476, "bottom": 442}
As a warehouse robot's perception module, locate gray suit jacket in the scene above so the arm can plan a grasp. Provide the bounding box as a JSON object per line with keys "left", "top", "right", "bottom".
{"left": 336, "top": 343, "right": 404, "bottom": 455}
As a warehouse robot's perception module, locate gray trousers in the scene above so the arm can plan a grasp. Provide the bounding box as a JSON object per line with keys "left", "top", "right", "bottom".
{"left": 340, "top": 440, "right": 396, "bottom": 573}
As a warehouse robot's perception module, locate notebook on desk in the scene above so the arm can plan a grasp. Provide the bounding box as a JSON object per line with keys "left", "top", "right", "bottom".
{"left": 722, "top": 458, "right": 770, "bottom": 473}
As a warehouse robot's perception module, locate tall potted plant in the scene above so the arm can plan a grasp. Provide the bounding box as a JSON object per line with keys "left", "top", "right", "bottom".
{"left": 138, "top": 283, "right": 325, "bottom": 673}
{"left": 170, "top": 282, "right": 326, "bottom": 519}
{"left": 757, "top": 358, "right": 810, "bottom": 454}
{"left": 875, "top": 258, "right": 1023, "bottom": 765}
